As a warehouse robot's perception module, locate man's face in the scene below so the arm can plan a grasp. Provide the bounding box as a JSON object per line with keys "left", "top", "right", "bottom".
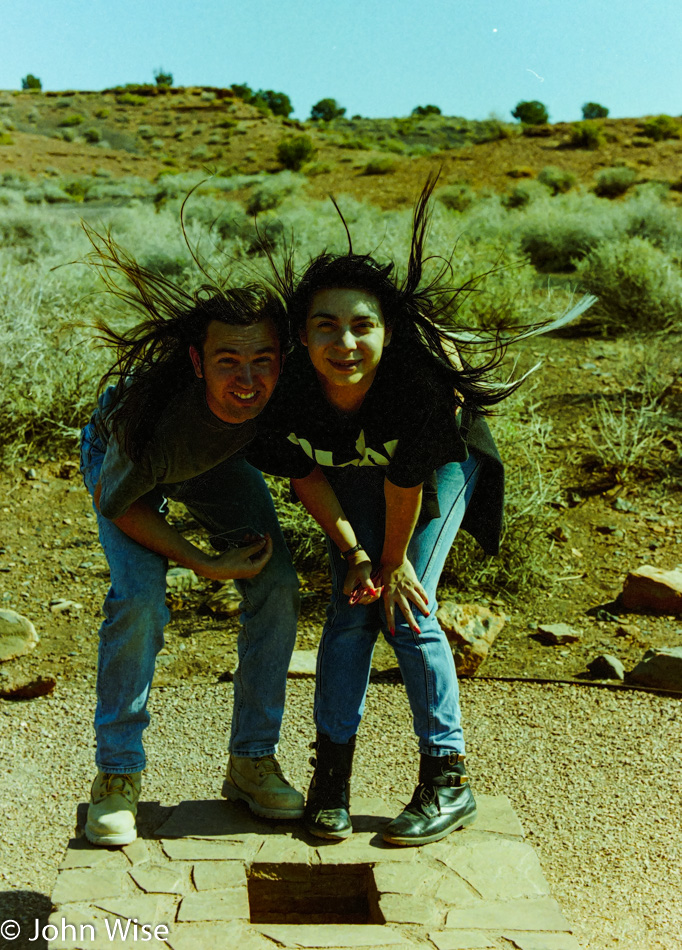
{"left": 190, "top": 318, "right": 281, "bottom": 424}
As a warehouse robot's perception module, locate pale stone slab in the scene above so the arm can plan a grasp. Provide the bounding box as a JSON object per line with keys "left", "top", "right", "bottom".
{"left": 177, "top": 886, "right": 250, "bottom": 921}
{"left": 470, "top": 794, "right": 525, "bottom": 837}
{"left": 51, "top": 869, "right": 125, "bottom": 905}
{"left": 429, "top": 932, "right": 497, "bottom": 950}
{"left": 161, "top": 837, "right": 258, "bottom": 861}
{"left": 94, "top": 896, "right": 164, "bottom": 923}
{"left": 59, "top": 841, "right": 128, "bottom": 870}
{"left": 155, "top": 798, "right": 273, "bottom": 838}
{"left": 379, "top": 893, "right": 444, "bottom": 927}
{"left": 434, "top": 873, "right": 481, "bottom": 906}
{"left": 167, "top": 921, "right": 272, "bottom": 950}
{"left": 254, "top": 834, "right": 313, "bottom": 866}
{"left": 436, "top": 837, "right": 550, "bottom": 900}
{"left": 255, "top": 924, "right": 416, "bottom": 947}
{"left": 445, "top": 897, "right": 570, "bottom": 932}
{"left": 123, "top": 837, "right": 150, "bottom": 866}
{"left": 129, "top": 864, "right": 185, "bottom": 894}
{"left": 192, "top": 859, "right": 248, "bottom": 890}
{"left": 502, "top": 933, "right": 582, "bottom": 950}
{"left": 372, "top": 861, "right": 444, "bottom": 896}
{"left": 47, "top": 909, "right": 169, "bottom": 950}
{"left": 315, "top": 837, "right": 417, "bottom": 864}
{"left": 0, "top": 608, "right": 38, "bottom": 660}
{"left": 288, "top": 648, "right": 317, "bottom": 676}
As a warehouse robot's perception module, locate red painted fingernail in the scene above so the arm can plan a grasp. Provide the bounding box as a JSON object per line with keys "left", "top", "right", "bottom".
{"left": 389, "top": 626, "right": 395, "bottom": 636}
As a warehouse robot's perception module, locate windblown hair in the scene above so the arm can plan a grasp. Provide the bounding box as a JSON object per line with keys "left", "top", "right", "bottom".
{"left": 267, "top": 172, "right": 582, "bottom": 415}
{"left": 84, "top": 226, "right": 288, "bottom": 462}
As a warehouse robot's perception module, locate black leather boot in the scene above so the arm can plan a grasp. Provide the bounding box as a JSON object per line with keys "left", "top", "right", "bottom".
{"left": 382, "top": 752, "right": 477, "bottom": 846}
{"left": 304, "top": 733, "right": 356, "bottom": 840}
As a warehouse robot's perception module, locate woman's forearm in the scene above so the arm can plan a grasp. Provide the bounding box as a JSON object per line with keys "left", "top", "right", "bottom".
{"left": 381, "top": 478, "right": 423, "bottom": 566}
{"left": 291, "top": 466, "right": 358, "bottom": 554}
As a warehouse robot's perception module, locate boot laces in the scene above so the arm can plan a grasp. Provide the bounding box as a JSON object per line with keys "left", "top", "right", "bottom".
{"left": 100, "top": 773, "right": 137, "bottom": 803}
{"left": 254, "top": 755, "right": 287, "bottom": 781}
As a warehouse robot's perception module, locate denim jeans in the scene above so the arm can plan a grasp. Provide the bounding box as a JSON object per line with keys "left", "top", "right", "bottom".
{"left": 80, "top": 422, "right": 299, "bottom": 773}
{"left": 316, "top": 454, "right": 481, "bottom": 755}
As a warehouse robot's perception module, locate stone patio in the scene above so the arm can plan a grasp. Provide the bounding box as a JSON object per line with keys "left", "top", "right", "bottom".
{"left": 47, "top": 794, "right": 581, "bottom": 950}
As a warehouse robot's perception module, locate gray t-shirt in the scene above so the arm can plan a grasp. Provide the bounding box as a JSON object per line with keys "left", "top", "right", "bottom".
{"left": 91, "top": 381, "right": 257, "bottom": 520}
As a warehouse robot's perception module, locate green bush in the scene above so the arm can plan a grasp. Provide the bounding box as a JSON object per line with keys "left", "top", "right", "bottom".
{"left": 21, "top": 74, "right": 42, "bottom": 91}
{"left": 504, "top": 180, "right": 549, "bottom": 209}
{"left": 94, "top": 107, "right": 110, "bottom": 119}
{"left": 362, "top": 157, "right": 396, "bottom": 175}
{"left": 568, "top": 121, "right": 605, "bottom": 149}
{"left": 115, "top": 92, "right": 146, "bottom": 106}
{"left": 189, "top": 144, "right": 209, "bottom": 160}
{"left": 154, "top": 69, "right": 173, "bottom": 87}
{"left": 436, "top": 183, "right": 475, "bottom": 212}
{"left": 246, "top": 171, "right": 303, "bottom": 214}
{"left": 518, "top": 203, "right": 615, "bottom": 270}
{"left": 276, "top": 134, "right": 315, "bottom": 170}
{"left": 0, "top": 132, "right": 13, "bottom": 146}
{"left": 511, "top": 100, "right": 549, "bottom": 125}
{"left": 537, "top": 166, "right": 576, "bottom": 195}
{"left": 254, "top": 90, "right": 293, "bottom": 118}
{"left": 83, "top": 127, "right": 102, "bottom": 143}
{"left": 594, "top": 166, "right": 637, "bottom": 198}
{"left": 582, "top": 102, "right": 609, "bottom": 120}
{"left": 640, "top": 114, "right": 681, "bottom": 142}
{"left": 412, "top": 104, "right": 441, "bottom": 116}
{"left": 137, "top": 124, "right": 155, "bottom": 140}
{"left": 59, "top": 113, "right": 85, "bottom": 127}
{"left": 310, "top": 98, "right": 346, "bottom": 122}
{"left": 576, "top": 237, "right": 682, "bottom": 331}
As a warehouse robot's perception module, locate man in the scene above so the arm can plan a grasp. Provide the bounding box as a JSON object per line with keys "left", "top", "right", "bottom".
{"left": 79, "top": 257, "right": 302, "bottom": 846}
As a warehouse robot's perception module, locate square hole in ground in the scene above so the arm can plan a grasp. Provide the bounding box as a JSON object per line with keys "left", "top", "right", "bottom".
{"left": 248, "top": 863, "right": 383, "bottom": 925}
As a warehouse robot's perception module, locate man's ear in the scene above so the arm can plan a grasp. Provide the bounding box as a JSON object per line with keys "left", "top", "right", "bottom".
{"left": 383, "top": 326, "right": 393, "bottom": 348}
{"left": 189, "top": 345, "right": 203, "bottom": 378}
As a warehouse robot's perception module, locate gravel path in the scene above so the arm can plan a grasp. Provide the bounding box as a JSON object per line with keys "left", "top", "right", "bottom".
{"left": 1, "top": 678, "right": 680, "bottom": 950}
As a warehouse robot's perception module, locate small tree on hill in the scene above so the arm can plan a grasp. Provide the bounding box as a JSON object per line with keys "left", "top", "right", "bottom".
{"left": 253, "top": 90, "right": 293, "bottom": 118}
{"left": 154, "top": 69, "right": 173, "bottom": 87}
{"left": 582, "top": 102, "right": 608, "bottom": 120}
{"left": 511, "top": 100, "right": 549, "bottom": 125}
{"left": 310, "top": 98, "right": 346, "bottom": 122}
{"left": 412, "top": 104, "right": 441, "bottom": 116}
{"left": 22, "top": 74, "right": 42, "bottom": 91}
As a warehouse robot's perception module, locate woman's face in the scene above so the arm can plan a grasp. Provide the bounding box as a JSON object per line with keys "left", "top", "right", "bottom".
{"left": 301, "top": 288, "right": 391, "bottom": 397}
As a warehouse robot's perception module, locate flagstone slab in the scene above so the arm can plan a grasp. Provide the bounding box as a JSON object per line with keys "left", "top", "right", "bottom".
{"left": 436, "top": 836, "right": 550, "bottom": 900}
{"left": 467, "top": 794, "right": 525, "bottom": 837}
{"left": 154, "top": 797, "right": 280, "bottom": 838}
{"left": 161, "top": 836, "right": 259, "bottom": 861}
{"left": 378, "top": 892, "right": 444, "bottom": 927}
{"left": 315, "top": 837, "right": 418, "bottom": 864}
{"left": 128, "top": 864, "right": 186, "bottom": 894}
{"left": 166, "top": 921, "right": 273, "bottom": 950}
{"left": 429, "top": 932, "right": 498, "bottom": 950}
{"left": 445, "top": 897, "right": 571, "bottom": 932}
{"left": 254, "top": 924, "right": 417, "bottom": 947}
{"left": 93, "top": 895, "right": 165, "bottom": 923}
{"left": 59, "top": 841, "right": 129, "bottom": 870}
{"left": 192, "top": 859, "right": 248, "bottom": 890}
{"left": 502, "top": 933, "right": 582, "bottom": 950}
{"left": 434, "top": 872, "right": 482, "bottom": 906}
{"left": 177, "top": 886, "right": 250, "bottom": 921}
{"left": 372, "top": 861, "right": 444, "bottom": 896}
{"left": 122, "top": 837, "right": 150, "bottom": 865}
{"left": 51, "top": 869, "right": 125, "bottom": 905}
{"left": 255, "top": 834, "right": 314, "bottom": 866}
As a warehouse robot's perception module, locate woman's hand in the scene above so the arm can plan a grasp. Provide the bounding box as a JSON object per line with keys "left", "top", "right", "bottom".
{"left": 342, "top": 551, "right": 382, "bottom": 605}
{"left": 378, "top": 557, "right": 429, "bottom": 635}
{"left": 199, "top": 535, "right": 273, "bottom": 581}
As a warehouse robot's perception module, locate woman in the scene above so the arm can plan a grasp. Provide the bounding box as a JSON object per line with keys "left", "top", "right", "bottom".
{"left": 246, "top": 176, "right": 524, "bottom": 848}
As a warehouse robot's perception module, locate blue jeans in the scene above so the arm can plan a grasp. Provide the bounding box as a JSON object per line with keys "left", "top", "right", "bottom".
{"left": 80, "top": 423, "right": 299, "bottom": 773}
{"left": 316, "top": 455, "right": 480, "bottom": 755}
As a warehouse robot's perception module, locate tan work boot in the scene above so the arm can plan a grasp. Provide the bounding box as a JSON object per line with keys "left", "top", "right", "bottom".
{"left": 222, "top": 755, "right": 304, "bottom": 819}
{"left": 85, "top": 771, "right": 141, "bottom": 846}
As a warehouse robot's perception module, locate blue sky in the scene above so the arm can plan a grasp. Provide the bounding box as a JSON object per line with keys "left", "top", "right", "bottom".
{"left": 3, "top": 0, "right": 681, "bottom": 122}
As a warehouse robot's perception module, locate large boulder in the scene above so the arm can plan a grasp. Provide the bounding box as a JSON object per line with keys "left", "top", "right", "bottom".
{"left": 0, "top": 609, "right": 39, "bottom": 662}
{"left": 437, "top": 602, "right": 506, "bottom": 676}
{"left": 621, "top": 565, "right": 682, "bottom": 614}
{"left": 628, "top": 647, "right": 682, "bottom": 691}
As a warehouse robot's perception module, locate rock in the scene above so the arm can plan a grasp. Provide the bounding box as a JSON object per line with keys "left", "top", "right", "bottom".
{"left": 287, "top": 649, "right": 317, "bottom": 677}
{"left": 536, "top": 623, "right": 582, "bottom": 645}
{"left": 612, "top": 497, "right": 635, "bottom": 512}
{"left": 621, "top": 565, "right": 682, "bottom": 614}
{"left": 166, "top": 567, "right": 200, "bottom": 593}
{"left": 615, "top": 623, "right": 640, "bottom": 638}
{"left": 0, "top": 609, "right": 39, "bottom": 661}
{"left": 204, "top": 582, "right": 241, "bottom": 616}
{"left": 588, "top": 654, "right": 625, "bottom": 681}
{"left": 49, "top": 598, "right": 83, "bottom": 614}
{"left": 437, "top": 603, "right": 506, "bottom": 675}
{"left": 0, "top": 674, "right": 56, "bottom": 699}
{"left": 57, "top": 461, "right": 79, "bottom": 479}
{"left": 629, "top": 647, "right": 682, "bottom": 691}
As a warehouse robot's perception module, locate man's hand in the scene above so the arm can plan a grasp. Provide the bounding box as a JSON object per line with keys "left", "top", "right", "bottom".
{"left": 378, "top": 557, "right": 429, "bottom": 635}
{"left": 200, "top": 535, "right": 273, "bottom": 581}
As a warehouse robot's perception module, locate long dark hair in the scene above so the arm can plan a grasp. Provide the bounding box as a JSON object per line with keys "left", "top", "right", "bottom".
{"left": 84, "top": 226, "right": 288, "bottom": 462}
{"left": 266, "top": 173, "right": 582, "bottom": 414}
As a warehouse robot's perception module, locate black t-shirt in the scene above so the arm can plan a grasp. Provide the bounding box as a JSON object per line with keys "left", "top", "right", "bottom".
{"left": 248, "top": 346, "right": 505, "bottom": 554}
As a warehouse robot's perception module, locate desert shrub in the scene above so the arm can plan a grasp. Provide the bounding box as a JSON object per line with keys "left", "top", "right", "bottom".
{"left": 575, "top": 236, "right": 682, "bottom": 331}
{"left": 506, "top": 166, "right": 534, "bottom": 179}
{"left": 310, "top": 98, "right": 345, "bottom": 122}
{"left": 1, "top": 171, "right": 31, "bottom": 191}
{"left": 137, "top": 124, "right": 155, "bottom": 139}
{"left": 504, "top": 180, "right": 550, "bottom": 209}
{"left": 154, "top": 69, "right": 173, "bottom": 87}
{"left": 518, "top": 199, "right": 616, "bottom": 270}
{"left": 594, "top": 166, "right": 636, "bottom": 198}
{"left": 24, "top": 182, "right": 73, "bottom": 204}
{"left": 21, "top": 74, "right": 42, "bottom": 90}
{"left": 83, "top": 127, "right": 102, "bottom": 143}
{"left": 190, "top": 144, "right": 209, "bottom": 161}
{"left": 436, "top": 183, "right": 475, "bottom": 212}
{"left": 1, "top": 117, "right": 15, "bottom": 131}
{"left": 582, "top": 102, "right": 609, "bottom": 120}
{"left": 378, "top": 138, "right": 406, "bottom": 154}
{"left": 276, "top": 134, "right": 315, "bottom": 171}
{"left": 246, "top": 171, "right": 304, "bottom": 214}
{"left": 253, "top": 90, "right": 293, "bottom": 118}
{"left": 537, "top": 165, "right": 576, "bottom": 195}
{"left": 59, "top": 113, "right": 84, "bottom": 127}
{"left": 619, "top": 191, "right": 682, "bottom": 256}
{"left": 0, "top": 188, "right": 24, "bottom": 208}
{"left": 511, "top": 100, "right": 548, "bottom": 125}
{"left": 305, "top": 161, "right": 332, "bottom": 176}
{"left": 640, "top": 114, "right": 681, "bottom": 142}
{"left": 94, "top": 107, "right": 110, "bottom": 119}
{"left": 0, "top": 133, "right": 12, "bottom": 146}
{"left": 115, "top": 93, "right": 146, "bottom": 107}
{"left": 568, "top": 121, "right": 605, "bottom": 149}
{"left": 27, "top": 108, "right": 40, "bottom": 123}
{"left": 362, "top": 157, "right": 396, "bottom": 175}
{"left": 412, "top": 105, "right": 441, "bottom": 116}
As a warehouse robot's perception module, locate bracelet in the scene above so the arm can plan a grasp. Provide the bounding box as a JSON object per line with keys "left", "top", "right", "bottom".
{"left": 340, "top": 543, "right": 364, "bottom": 560}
